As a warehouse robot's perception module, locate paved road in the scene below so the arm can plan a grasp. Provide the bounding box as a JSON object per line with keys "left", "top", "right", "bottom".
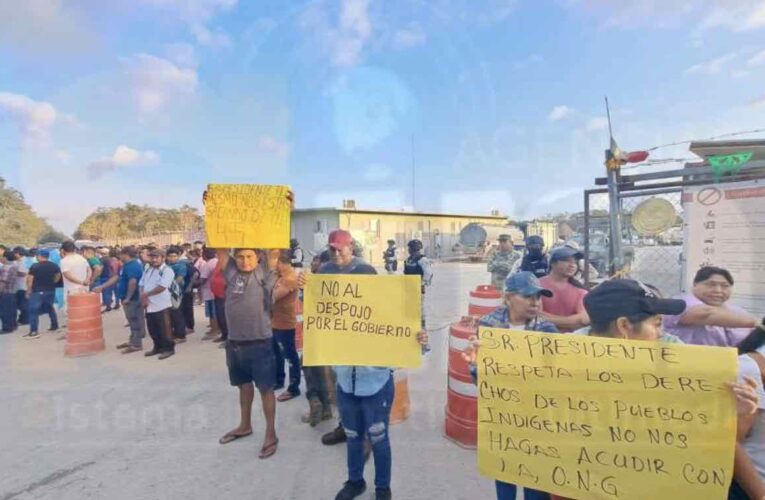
{"left": 0, "top": 263, "right": 498, "bottom": 500}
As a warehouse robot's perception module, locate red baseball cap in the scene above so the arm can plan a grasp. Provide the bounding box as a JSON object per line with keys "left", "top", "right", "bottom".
{"left": 328, "top": 229, "right": 353, "bottom": 250}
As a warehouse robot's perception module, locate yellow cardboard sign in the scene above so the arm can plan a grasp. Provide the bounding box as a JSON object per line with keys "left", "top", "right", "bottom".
{"left": 204, "top": 184, "right": 290, "bottom": 249}
{"left": 477, "top": 328, "right": 737, "bottom": 500}
{"left": 303, "top": 275, "right": 422, "bottom": 368}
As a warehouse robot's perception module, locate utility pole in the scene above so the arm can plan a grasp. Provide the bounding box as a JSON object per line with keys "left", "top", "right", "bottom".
{"left": 604, "top": 97, "right": 624, "bottom": 274}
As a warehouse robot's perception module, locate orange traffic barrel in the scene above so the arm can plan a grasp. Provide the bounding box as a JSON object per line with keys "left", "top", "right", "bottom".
{"left": 65, "top": 292, "right": 105, "bottom": 357}
{"left": 295, "top": 299, "right": 303, "bottom": 353}
{"left": 390, "top": 369, "right": 410, "bottom": 425}
{"left": 467, "top": 285, "right": 502, "bottom": 318}
{"left": 444, "top": 317, "right": 478, "bottom": 448}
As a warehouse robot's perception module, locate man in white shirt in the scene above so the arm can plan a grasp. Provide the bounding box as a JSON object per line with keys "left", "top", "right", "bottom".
{"left": 60, "top": 241, "right": 91, "bottom": 294}
{"left": 59, "top": 241, "right": 92, "bottom": 329}
{"left": 139, "top": 248, "right": 176, "bottom": 360}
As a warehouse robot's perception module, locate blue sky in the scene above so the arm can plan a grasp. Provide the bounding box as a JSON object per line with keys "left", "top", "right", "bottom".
{"left": 1, "top": 0, "right": 765, "bottom": 234}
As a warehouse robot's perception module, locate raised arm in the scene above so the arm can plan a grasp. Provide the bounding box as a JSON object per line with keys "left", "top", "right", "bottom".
{"left": 679, "top": 305, "right": 758, "bottom": 329}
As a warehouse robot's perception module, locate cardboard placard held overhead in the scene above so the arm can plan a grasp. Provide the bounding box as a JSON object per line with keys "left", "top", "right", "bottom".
{"left": 302, "top": 274, "right": 422, "bottom": 368}
{"left": 477, "top": 328, "right": 737, "bottom": 500}
{"left": 204, "top": 184, "right": 291, "bottom": 249}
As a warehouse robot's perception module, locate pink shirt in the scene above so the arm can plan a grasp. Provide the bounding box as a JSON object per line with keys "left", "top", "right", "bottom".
{"left": 539, "top": 276, "right": 588, "bottom": 325}
{"left": 662, "top": 293, "right": 751, "bottom": 347}
{"left": 199, "top": 258, "right": 218, "bottom": 302}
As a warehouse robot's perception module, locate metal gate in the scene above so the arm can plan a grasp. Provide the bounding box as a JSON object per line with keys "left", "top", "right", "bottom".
{"left": 582, "top": 141, "right": 765, "bottom": 297}
{"left": 583, "top": 188, "right": 684, "bottom": 297}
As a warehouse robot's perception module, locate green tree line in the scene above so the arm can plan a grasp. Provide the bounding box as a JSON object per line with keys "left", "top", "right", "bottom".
{"left": 74, "top": 203, "right": 203, "bottom": 241}
{"left": 0, "top": 177, "right": 68, "bottom": 246}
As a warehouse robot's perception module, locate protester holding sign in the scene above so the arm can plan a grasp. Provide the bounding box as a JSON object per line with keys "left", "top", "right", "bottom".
{"left": 298, "top": 229, "right": 428, "bottom": 500}
{"left": 663, "top": 267, "right": 759, "bottom": 347}
{"left": 464, "top": 271, "right": 558, "bottom": 500}
{"left": 215, "top": 247, "right": 294, "bottom": 459}
{"left": 464, "top": 277, "right": 760, "bottom": 500}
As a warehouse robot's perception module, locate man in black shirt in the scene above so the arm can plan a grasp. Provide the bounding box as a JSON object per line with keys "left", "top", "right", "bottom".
{"left": 24, "top": 250, "right": 61, "bottom": 339}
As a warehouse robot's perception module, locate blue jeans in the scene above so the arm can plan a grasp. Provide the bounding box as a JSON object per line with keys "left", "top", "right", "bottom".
{"left": 28, "top": 291, "right": 58, "bottom": 333}
{"left": 273, "top": 328, "right": 301, "bottom": 394}
{"left": 496, "top": 482, "right": 549, "bottom": 500}
{"left": 337, "top": 375, "right": 395, "bottom": 490}
{"left": 101, "top": 286, "right": 115, "bottom": 307}
{"left": 0, "top": 292, "right": 17, "bottom": 332}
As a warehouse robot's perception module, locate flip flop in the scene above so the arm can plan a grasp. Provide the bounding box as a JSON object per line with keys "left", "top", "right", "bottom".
{"left": 277, "top": 392, "right": 297, "bottom": 402}
{"left": 218, "top": 431, "right": 253, "bottom": 445}
{"left": 258, "top": 439, "right": 279, "bottom": 459}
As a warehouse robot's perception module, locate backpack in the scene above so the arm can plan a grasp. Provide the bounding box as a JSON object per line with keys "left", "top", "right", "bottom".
{"left": 184, "top": 260, "right": 200, "bottom": 293}
{"left": 158, "top": 265, "right": 183, "bottom": 309}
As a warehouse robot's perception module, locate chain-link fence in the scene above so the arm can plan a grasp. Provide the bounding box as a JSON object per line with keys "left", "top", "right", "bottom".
{"left": 583, "top": 189, "right": 684, "bottom": 298}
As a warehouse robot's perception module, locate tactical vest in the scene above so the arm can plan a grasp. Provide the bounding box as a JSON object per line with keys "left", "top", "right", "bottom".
{"left": 403, "top": 254, "right": 424, "bottom": 276}
{"left": 520, "top": 255, "right": 548, "bottom": 278}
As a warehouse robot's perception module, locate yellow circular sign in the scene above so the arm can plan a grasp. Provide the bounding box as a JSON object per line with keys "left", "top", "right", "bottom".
{"left": 632, "top": 198, "right": 677, "bottom": 236}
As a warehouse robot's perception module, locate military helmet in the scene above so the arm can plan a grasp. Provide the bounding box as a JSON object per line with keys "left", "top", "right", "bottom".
{"left": 407, "top": 239, "right": 423, "bottom": 252}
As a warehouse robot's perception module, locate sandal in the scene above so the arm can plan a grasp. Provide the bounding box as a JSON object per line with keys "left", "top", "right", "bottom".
{"left": 259, "top": 438, "right": 279, "bottom": 459}
{"left": 218, "top": 430, "right": 253, "bottom": 445}
{"left": 277, "top": 391, "right": 298, "bottom": 402}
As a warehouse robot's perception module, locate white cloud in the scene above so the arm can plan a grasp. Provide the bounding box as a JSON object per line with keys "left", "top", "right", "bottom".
{"left": 165, "top": 43, "right": 198, "bottom": 68}
{"left": 140, "top": 0, "right": 237, "bottom": 47}
{"left": 586, "top": 116, "right": 609, "bottom": 132}
{"left": 125, "top": 53, "right": 198, "bottom": 115}
{"left": 0, "top": 0, "right": 89, "bottom": 53}
{"left": 391, "top": 28, "right": 427, "bottom": 49}
{"left": 139, "top": 0, "right": 237, "bottom": 22}
{"left": 190, "top": 23, "right": 232, "bottom": 47}
{"left": 0, "top": 92, "right": 57, "bottom": 146}
{"left": 702, "top": 0, "right": 765, "bottom": 31}
{"left": 685, "top": 53, "right": 737, "bottom": 75}
{"left": 300, "top": 0, "right": 373, "bottom": 67}
{"left": 362, "top": 163, "right": 392, "bottom": 182}
{"left": 257, "top": 135, "right": 289, "bottom": 158}
{"left": 748, "top": 48, "right": 765, "bottom": 66}
{"left": 569, "top": 1, "right": 765, "bottom": 32}
{"left": 85, "top": 145, "right": 160, "bottom": 179}
{"left": 548, "top": 105, "right": 572, "bottom": 122}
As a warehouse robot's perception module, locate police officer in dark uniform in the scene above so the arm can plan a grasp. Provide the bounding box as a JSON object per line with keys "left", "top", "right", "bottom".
{"left": 519, "top": 235, "right": 548, "bottom": 279}
{"left": 403, "top": 239, "right": 433, "bottom": 329}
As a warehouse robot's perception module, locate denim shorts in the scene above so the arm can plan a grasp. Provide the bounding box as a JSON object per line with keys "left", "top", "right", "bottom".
{"left": 225, "top": 339, "right": 276, "bottom": 390}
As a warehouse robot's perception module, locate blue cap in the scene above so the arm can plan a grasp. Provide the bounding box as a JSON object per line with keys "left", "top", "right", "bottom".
{"left": 504, "top": 271, "right": 553, "bottom": 297}
{"left": 549, "top": 246, "right": 583, "bottom": 263}
{"left": 38, "top": 250, "right": 50, "bottom": 258}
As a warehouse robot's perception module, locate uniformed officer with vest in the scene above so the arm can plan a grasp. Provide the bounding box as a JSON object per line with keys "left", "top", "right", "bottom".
{"left": 486, "top": 234, "right": 522, "bottom": 291}
{"left": 513, "top": 235, "right": 549, "bottom": 279}
{"left": 403, "top": 239, "right": 432, "bottom": 329}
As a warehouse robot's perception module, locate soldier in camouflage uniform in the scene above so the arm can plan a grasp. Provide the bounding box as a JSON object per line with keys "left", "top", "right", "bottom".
{"left": 486, "top": 234, "right": 522, "bottom": 291}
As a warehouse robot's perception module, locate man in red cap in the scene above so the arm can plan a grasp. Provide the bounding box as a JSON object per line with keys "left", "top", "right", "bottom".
{"left": 300, "top": 229, "right": 428, "bottom": 500}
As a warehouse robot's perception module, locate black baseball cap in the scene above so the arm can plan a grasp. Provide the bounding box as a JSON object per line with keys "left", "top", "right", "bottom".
{"left": 584, "top": 279, "right": 686, "bottom": 324}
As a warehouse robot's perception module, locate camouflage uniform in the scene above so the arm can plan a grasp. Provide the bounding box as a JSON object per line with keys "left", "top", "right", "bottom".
{"left": 487, "top": 249, "right": 522, "bottom": 291}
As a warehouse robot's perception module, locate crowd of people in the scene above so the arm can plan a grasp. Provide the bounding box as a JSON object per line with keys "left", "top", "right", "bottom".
{"left": 473, "top": 232, "right": 765, "bottom": 500}
{"left": 3, "top": 227, "right": 765, "bottom": 500}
